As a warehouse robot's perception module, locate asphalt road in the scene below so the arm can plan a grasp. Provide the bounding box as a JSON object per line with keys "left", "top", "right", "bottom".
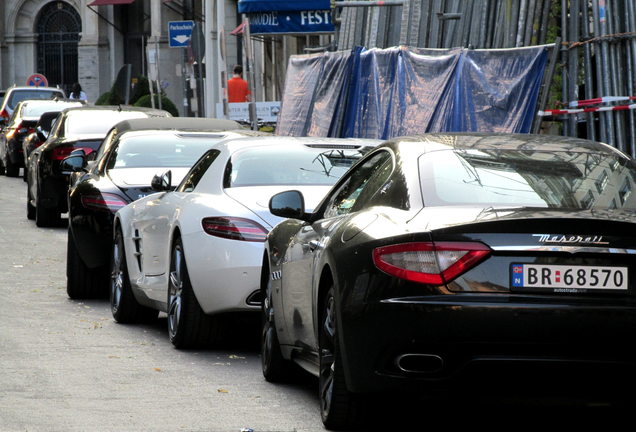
{"left": 0, "top": 173, "right": 630, "bottom": 431}
{"left": 0, "top": 174, "right": 323, "bottom": 432}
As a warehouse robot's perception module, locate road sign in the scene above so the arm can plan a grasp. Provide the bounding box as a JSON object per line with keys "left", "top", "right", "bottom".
{"left": 26, "top": 73, "right": 48, "bottom": 87}
{"left": 168, "top": 20, "right": 194, "bottom": 48}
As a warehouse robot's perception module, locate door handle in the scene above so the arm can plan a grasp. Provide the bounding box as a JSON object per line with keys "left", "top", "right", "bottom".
{"left": 308, "top": 240, "right": 321, "bottom": 251}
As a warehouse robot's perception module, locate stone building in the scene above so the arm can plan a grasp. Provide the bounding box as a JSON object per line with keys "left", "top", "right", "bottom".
{"left": 0, "top": 0, "right": 245, "bottom": 116}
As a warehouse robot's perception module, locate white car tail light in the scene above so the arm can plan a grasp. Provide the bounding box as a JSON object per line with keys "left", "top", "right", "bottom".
{"left": 202, "top": 217, "right": 268, "bottom": 242}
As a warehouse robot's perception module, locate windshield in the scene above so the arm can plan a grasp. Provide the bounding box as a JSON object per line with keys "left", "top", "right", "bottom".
{"left": 419, "top": 148, "right": 636, "bottom": 210}
{"left": 107, "top": 134, "right": 222, "bottom": 169}
{"left": 225, "top": 146, "right": 367, "bottom": 187}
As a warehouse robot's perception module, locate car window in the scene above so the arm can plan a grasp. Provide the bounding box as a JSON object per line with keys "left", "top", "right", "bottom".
{"left": 178, "top": 149, "right": 221, "bottom": 192}
{"left": 224, "top": 146, "right": 366, "bottom": 188}
{"left": 106, "top": 134, "right": 216, "bottom": 170}
{"left": 419, "top": 148, "right": 636, "bottom": 210}
{"left": 323, "top": 150, "right": 393, "bottom": 218}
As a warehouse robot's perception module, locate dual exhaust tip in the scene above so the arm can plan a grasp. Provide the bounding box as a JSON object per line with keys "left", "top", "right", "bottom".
{"left": 395, "top": 353, "right": 444, "bottom": 374}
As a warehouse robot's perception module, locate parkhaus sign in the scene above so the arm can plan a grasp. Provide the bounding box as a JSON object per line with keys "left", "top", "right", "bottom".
{"left": 237, "top": 0, "right": 335, "bottom": 35}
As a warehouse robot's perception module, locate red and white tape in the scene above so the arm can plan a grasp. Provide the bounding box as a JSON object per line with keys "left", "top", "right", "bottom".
{"left": 568, "top": 96, "right": 636, "bottom": 107}
{"left": 539, "top": 103, "right": 636, "bottom": 117}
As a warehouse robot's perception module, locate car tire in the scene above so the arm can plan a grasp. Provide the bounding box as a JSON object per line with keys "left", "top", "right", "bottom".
{"left": 261, "top": 265, "right": 291, "bottom": 382}
{"left": 66, "top": 228, "right": 108, "bottom": 299}
{"left": 5, "top": 159, "right": 19, "bottom": 177}
{"left": 0, "top": 159, "right": 5, "bottom": 175}
{"left": 319, "top": 286, "right": 364, "bottom": 430}
{"left": 26, "top": 187, "right": 35, "bottom": 220}
{"left": 111, "top": 226, "right": 158, "bottom": 323}
{"left": 167, "top": 236, "right": 221, "bottom": 349}
{"left": 35, "top": 188, "right": 60, "bottom": 227}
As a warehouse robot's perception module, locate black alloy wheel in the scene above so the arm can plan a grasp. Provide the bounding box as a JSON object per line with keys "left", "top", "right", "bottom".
{"left": 111, "top": 226, "right": 158, "bottom": 323}
{"left": 319, "top": 286, "right": 363, "bottom": 430}
{"left": 261, "top": 264, "right": 290, "bottom": 382}
{"left": 167, "top": 237, "right": 220, "bottom": 349}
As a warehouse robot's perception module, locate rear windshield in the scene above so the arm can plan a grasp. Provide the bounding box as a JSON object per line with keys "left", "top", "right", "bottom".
{"left": 8, "top": 89, "right": 64, "bottom": 110}
{"left": 22, "top": 101, "right": 81, "bottom": 118}
{"left": 225, "top": 146, "right": 367, "bottom": 187}
{"left": 419, "top": 148, "right": 636, "bottom": 210}
{"left": 65, "top": 111, "right": 150, "bottom": 137}
{"left": 107, "top": 134, "right": 221, "bottom": 169}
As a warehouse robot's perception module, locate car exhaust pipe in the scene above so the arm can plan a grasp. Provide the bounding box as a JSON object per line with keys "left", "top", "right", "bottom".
{"left": 395, "top": 353, "right": 444, "bottom": 374}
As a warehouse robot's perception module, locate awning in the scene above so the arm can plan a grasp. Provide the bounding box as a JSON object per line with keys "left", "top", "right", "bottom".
{"left": 88, "top": 0, "right": 135, "bottom": 6}
{"left": 238, "top": 0, "right": 331, "bottom": 13}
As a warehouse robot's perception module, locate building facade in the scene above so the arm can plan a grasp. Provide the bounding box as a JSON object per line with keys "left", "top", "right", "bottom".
{"left": 0, "top": 0, "right": 246, "bottom": 116}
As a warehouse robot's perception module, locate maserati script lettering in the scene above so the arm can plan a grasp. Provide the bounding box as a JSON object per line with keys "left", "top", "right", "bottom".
{"left": 533, "top": 234, "right": 608, "bottom": 245}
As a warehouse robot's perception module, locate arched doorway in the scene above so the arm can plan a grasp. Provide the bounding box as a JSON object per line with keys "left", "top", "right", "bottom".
{"left": 36, "top": 1, "right": 81, "bottom": 93}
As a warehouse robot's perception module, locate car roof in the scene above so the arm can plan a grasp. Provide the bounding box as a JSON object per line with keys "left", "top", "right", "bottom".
{"left": 5, "top": 86, "right": 64, "bottom": 92}
{"left": 387, "top": 132, "right": 624, "bottom": 156}
{"left": 60, "top": 105, "right": 171, "bottom": 117}
{"left": 111, "top": 117, "right": 243, "bottom": 134}
{"left": 217, "top": 135, "right": 382, "bottom": 154}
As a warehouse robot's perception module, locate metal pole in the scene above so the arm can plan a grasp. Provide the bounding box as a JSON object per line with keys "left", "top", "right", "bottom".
{"left": 581, "top": 1, "right": 597, "bottom": 142}
{"left": 243, "top": 17, "right": 258, "bottom": 130}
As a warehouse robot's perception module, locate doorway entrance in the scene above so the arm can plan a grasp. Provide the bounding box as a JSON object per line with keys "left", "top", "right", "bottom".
{"left": 36, "top": 1, "right": 81, "bottom": 94}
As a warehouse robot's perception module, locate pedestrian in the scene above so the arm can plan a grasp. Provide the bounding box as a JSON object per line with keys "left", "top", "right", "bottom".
{"left": 69, "top": 82, "right": 87, "bottom": 102}
{"left": 227, "top": 64, "right": 251, "bottom": 103}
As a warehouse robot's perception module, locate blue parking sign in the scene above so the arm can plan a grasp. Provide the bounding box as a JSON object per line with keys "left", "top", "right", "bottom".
{"left": 168, "top": 21, "right": 194, "bottom": 48}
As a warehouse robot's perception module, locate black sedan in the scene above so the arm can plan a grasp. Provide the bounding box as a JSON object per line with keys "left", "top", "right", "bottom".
{"left": 26, "top": 105, "right": 170, "bottom": 227}
{"left": 65, "top": 117, "right": 246, "bottom": 299}
{"left": 0, "top": 98, "right": 83, "bottom": 177}
{"left": 262, "top": 133, "right": 636, "bottom": 429}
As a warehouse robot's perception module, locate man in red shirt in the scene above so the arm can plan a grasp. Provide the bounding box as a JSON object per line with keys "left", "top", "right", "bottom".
{"left": 227, "top": 64, "right": 251, "bottom": 103}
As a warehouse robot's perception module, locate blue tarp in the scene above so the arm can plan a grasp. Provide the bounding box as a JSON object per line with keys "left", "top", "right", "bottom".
{"left": 237, "top": 0, "right": 331, "bottom": 13}
{"left": 277, "top": 45, "right": 548, "bottom": 139}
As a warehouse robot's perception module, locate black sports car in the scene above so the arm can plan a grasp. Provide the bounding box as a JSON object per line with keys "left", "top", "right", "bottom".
{"left": 262, "top": 133, "right": 636, "bottom": 429}
{"left": 65, "top": 117, "right": 246, "bottom": 299}
{"left": 26, "top": 105, "right": 170, "bottom": 227}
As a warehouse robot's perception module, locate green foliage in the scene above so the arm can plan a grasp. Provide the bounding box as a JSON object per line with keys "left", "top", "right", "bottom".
{"left": 134, "top": 94, "right": 179, "bottom": 117}
{"left": 94, "top": 91, "right": 111, "bottom": 106}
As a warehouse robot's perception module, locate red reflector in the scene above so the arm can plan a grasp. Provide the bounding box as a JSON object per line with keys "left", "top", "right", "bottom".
{"left": 373, "top": 242, "right": 491, "bottom": 285}
{"left": 81, "top": 193, "right": 129, "bottom": 213}
{"left": 202, "top": 217, "right": 268, "bottom": 242}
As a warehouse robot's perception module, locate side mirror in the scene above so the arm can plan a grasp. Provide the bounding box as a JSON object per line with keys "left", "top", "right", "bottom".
{"left": 269, "top": 190, "right": 306, "bottom": 220}
{"left": 36, "top": 126, "right": 48, "bottom": 142}
{"left": 151, "top": 170, "right": 172, "bottom": 191}
{"left": 61, "top": 153, "right": 87, "bottom": 174}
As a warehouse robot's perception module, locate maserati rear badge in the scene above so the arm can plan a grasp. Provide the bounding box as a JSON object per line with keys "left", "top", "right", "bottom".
{"left": 533, "top": 234, "right": 608, "bottom": 245}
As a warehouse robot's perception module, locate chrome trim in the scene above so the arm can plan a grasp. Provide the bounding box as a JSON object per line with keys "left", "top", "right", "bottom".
{"left": 492, "top": 245, "right": 636, "bottom": 254}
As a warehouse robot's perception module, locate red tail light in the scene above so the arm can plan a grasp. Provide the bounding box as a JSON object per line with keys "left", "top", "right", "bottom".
{"left": 51, "top": 146, "right": 95, "bottom": 161}
{"left": 202, "top": 217, "right": 268, "bottom": 242}
{"left": 81, "top": 193, "right": 129, "bottom": 213}
{"left": 0, "top": 109, "right": 9, "bottom": 120}
{"left": 373, "top": 241, "right": 491, "bottom": 285}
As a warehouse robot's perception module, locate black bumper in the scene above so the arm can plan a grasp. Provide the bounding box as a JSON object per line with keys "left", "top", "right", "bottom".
{"left": 339, "top": 294, "right": 636, "bottom": 398}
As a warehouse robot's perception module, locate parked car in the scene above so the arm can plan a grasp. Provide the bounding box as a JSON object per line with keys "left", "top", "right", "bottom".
{"left": 26, "top": 106, "right": 171, "bottom": 227}
{"left": 262, "top": 133, "right": 636, "bottom": 429}
{"left": 112, "top": 136, "right": 380, "bottom": 349}
{"left": 0, "top": 85, "right": 65, "bottom": 125}
{"left": 64, "top": 117, "right": 246, "bottom": 299}
{"left": 0, "top": 98, "right": 83, "bottom": 177}
{"left": 22, "top": 110, "right": 63, "bottom": 167}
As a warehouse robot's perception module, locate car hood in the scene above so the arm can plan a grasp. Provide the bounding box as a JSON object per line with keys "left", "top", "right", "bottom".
{"left": 224, "top": 185, "right": 333, "bottom": 228}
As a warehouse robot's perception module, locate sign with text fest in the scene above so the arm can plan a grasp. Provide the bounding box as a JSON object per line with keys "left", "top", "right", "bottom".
{"left": 237, "top": 0, "right": 334, "bottom": 34}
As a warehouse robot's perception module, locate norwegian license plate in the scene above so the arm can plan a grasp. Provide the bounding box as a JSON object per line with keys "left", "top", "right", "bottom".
{"left": 511, "top": 264, "right": 629, "bottom": 292}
